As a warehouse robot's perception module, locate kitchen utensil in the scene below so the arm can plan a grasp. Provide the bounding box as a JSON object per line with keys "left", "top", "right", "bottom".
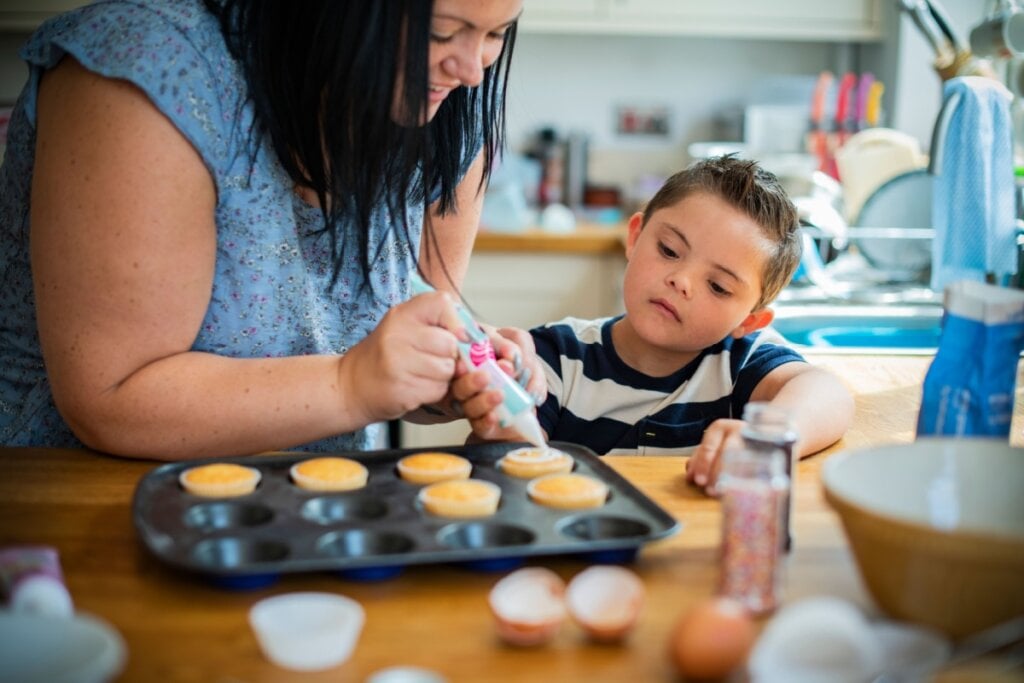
{"left": 809, "top": 71, "right": 834, "bottom": 173}
{"left": 132, "top": 442, "right": 680, "bottom": 583}
{"left": 970, "top": 4, "right": 1024, "bottom": 58}
{"left": 821, "top": 438, "right": 1024, "bottom": 639}
{"left": 854, "top": 72, "right": 875, "bottom": 132}
{"left": 865, "top": 81, "right": 885, "bottom": 128}
{"left": 827, "top": 73, "right": 858, "bottom": 178}
{"left": 852, "top": 169, "right": 933, "bottom": 279}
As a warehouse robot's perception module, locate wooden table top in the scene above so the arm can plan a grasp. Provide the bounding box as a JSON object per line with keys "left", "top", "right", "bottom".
{"left": 4, "top": 354, "right": 1010, "bottom": 682}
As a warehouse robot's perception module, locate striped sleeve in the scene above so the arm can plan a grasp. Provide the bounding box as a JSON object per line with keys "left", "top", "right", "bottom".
{"left": 728, "top": 328, "right": 806, "bottom": 415}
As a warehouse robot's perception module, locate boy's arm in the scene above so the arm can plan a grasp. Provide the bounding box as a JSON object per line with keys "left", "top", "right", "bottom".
{"left": 747, "top": 362, "right": 854, "bottom": 458}
{"left": 686, "top": 362, "right": 854, "bottom": 489}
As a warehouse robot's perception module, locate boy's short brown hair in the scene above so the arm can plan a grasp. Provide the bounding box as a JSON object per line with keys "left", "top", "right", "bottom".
{"left": 641, "top": 155, "right": 801, "bottom": 310}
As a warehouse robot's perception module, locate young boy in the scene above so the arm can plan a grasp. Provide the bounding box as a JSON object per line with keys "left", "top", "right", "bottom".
{"left": 460, "top": 155, "right": 853, "bottom": 489}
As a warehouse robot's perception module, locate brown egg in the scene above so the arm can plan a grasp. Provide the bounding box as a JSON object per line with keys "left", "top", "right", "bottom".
{"left": 669, "top": 597, "right": 757, "bottom": 680}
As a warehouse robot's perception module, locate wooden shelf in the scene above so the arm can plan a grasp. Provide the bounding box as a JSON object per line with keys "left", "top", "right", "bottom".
{"left": 474, "top": 224, "right": 627, "bottom": 254}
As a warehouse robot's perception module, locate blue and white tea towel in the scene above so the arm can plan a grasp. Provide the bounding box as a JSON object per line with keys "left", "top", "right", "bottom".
{"left": 929, "top": 77, "right": 1017, "bottom": 290}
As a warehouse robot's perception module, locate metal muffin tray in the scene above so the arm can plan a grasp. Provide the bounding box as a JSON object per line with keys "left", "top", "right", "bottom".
{"left": 132, "top": 442, "right": 680, "bottom": 581}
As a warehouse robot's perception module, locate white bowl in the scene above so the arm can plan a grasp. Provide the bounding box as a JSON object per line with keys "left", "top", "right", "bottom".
{"left": 0, "top": 611, "right": 126, "bottom": 683}
{"left": 821, "top": 438, "right": 1024, "bottom": 638}
{"left": 249, "top": 592, "right": 364, "bottom": 671}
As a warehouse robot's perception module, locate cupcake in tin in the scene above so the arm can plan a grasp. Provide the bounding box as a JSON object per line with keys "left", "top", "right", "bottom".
{"left": 527, "top": 473, "right": 609, "bottom": 510}
{"left": 290, "top": 456, "right": 369, "bottom": 492}
{"left": 397, "top": 452, "right": 472, "bottom": 485}
{"left": 179, "top": 463, "right": 261, "bottom": 498}
{"left": 418, "top": 479, "right": 501, "bottom": 518}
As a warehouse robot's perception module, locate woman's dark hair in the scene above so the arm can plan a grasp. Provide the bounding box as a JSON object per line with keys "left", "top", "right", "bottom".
{"left": 203, "top": 0, "right": 516, "bottom": 291}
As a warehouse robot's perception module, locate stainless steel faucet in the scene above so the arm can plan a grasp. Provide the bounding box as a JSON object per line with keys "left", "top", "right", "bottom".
{"left": 897, "top": 0, "right": 998, "bottom": 80}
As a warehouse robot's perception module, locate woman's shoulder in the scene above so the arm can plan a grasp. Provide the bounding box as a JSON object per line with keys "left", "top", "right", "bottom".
{"left": 23, "top": 0, "right": 221, "bottom": 65}
{"left": 22, "top": 0, "right": 246, "bottom": 174}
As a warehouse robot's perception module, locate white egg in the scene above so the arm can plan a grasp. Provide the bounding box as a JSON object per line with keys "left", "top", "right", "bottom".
{"left": 747, "top": 597, "right": 884, "bottom": 683}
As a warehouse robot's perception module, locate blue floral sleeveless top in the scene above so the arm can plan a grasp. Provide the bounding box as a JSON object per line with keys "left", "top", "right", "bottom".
{"left": 0, "top": 0, "right": 473, "bottom": 453}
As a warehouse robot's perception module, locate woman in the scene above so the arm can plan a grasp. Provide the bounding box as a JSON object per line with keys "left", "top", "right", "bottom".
{"left": 0, "top": 0, "right": 540, "bottom": 459}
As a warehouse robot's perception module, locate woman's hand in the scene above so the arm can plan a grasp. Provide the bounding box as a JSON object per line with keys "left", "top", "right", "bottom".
{"left": 338, "top": 290, "right": 465, "bottom": 425}
{"left": 686, "top": 418, "right": 745, "bottom": 494}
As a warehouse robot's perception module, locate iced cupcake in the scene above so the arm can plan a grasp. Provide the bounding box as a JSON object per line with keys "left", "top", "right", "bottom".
{"left": 497, "top": 447, "right": 574, "bottom": 479}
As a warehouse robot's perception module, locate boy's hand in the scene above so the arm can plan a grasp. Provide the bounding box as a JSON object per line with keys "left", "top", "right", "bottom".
{"left": 450, "top": 325, "right": 547, "bottom": 442}
{"left": 686, "top": 418, "right": 746, "bottom": 494}
{"left": 485, "top": 325, "right": 547, "bottom": 406}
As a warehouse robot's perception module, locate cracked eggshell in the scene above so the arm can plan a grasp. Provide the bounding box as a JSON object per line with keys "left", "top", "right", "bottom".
{"left": 747, "top": 597, "right": 884, "bottom": 683}
{"left": 488, "top": 568, "right": 567, "bottom": 646}
{"left": 566, "top": 566, "right": 645, "bottom": 642}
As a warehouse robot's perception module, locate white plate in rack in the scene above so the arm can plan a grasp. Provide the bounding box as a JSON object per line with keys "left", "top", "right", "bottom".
{"left": 852, "top": 169, "right": 934, "bottom": 278}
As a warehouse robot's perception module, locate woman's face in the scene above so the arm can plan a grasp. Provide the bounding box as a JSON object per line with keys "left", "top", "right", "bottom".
{"left": 395, "top": 0, "right": 521, "bottom": 124}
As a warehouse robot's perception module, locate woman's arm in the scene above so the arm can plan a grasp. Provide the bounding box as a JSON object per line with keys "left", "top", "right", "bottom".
{"left": 31, "top": 58, "right": 461, "bottom": 459}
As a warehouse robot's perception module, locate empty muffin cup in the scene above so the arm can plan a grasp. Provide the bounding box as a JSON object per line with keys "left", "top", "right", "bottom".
{"left": 249, "top": 591, "right": 364, "bottom": 671}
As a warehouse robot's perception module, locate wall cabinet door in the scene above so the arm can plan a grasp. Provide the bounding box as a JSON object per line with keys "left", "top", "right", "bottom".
{"left": 460, "top": 252, "right": 625, "bottom": 332}
{"left": 520, "top": 0, "right": 883, "bottom": 41}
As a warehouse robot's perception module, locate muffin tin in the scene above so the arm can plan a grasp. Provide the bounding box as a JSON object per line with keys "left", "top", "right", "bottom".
{"left": 132, "top": 442, "right": 680, "bottom": 581}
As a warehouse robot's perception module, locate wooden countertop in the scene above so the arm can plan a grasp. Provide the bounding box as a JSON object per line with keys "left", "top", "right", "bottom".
{"left": 5, "top": 354, "right": 1007, "bottom": 683}
{"left": 474, "top": 223, "right": 627, "bottom": 254}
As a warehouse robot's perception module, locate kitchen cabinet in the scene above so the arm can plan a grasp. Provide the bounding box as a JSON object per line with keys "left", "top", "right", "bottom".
{"left": 461, "top": 249, "right": 625, "bottom": 331}
{"left": 0, "top": 1, "right": 81, "bottom": 31}
{"left": 2, "top": 0, "right": 884, "bottom": 40}
{"left": 519, "top": 0, "right": 884, "bottom": 41}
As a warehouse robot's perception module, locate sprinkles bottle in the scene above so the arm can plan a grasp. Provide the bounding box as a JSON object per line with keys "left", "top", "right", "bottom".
{"left": 717, "top": 439, "right": 789, "bottom": 615}
{"left": 740, "top": 403, "right": 798, "bottom": 552}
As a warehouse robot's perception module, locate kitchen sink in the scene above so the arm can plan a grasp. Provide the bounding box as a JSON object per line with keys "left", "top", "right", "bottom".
{"left": 771, "top": 303, "right": 942, "bottom": 354}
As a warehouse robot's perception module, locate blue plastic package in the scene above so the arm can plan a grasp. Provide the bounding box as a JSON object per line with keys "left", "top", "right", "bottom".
{"left": 917, "top": 281, "right": 1024, "bottom": 437}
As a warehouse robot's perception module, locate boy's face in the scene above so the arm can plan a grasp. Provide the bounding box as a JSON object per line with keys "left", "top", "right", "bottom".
{"left": 616, "top": 192, "right": 775, "bottom": 373}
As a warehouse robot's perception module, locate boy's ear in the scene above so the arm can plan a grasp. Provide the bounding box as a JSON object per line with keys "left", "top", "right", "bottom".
{"left": 624, "top": 211, "right": 645, "bottom": 258}
{"left": 730, "top": 307, "right": 775, "bottom": 338}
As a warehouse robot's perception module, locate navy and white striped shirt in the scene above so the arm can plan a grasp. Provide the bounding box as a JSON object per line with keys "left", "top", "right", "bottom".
{"left": 531, "top": 316, "right": 804, "bottom": 456}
